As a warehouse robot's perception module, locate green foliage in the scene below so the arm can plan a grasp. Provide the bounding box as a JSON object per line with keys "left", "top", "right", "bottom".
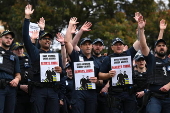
{"left": 0, "top": 0, "right": 170, "bottom": 53}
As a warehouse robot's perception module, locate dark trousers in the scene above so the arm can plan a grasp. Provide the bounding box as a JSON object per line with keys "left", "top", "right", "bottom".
{"left": 146, "top": 97, "right": 170, "bottom": 113}
{"left": 15, "top": 92, "right": 31, "bottom": 113}
{"left": 71, "top": 90, "right": 97, "bottom": 113}
{"left": 97, "top": 94, "right": 110, "bottom": 113}
{"left": 0, "top": 85, "right": 16, "bottom": 113}
{"left": 30, "top": 87, "right": 59, "bottom": 113}
{"left": 108, "top": 92, "right": 137, "bottom": 113}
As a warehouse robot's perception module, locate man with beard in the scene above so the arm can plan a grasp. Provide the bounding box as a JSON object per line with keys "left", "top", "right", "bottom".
{"left": 92, "top": 38, "right": 111, "bottom": 113}
{"left": 0, "top": 31, "right": 21, "bottom": 113}
{"left": 138, "top": 15, "right": 170, "bottom": 113}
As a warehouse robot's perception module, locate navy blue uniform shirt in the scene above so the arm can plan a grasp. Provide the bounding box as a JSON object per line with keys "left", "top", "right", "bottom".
{"left": 0, "top": 48, "right": 20, "bottom": 80}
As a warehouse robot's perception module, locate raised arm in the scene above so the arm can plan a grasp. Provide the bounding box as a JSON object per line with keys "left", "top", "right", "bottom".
{"left": 23, "top": 4, "right": 39, "bottom": 62}
{"left": 56, "top": 32, "right": 73, "bottom": 56}
{"left": 65, "top": 17, "right": 79, "bottom": 43}
{"left": 56, "top": 33, "right": 67, "bottom": 68}
{"left": 157, "top": 19, "right": 167, "bottom": 40}
{"left": 138, "top": 15, "right": 149, "bottom": 56}
{"left": 72, "top": 21, "right": 92, "bottom": 51}
{"left": 132, "top": 12, "right": 142, "bottom": 51}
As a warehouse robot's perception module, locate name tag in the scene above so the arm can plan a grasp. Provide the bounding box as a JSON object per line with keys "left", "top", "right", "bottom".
{"left": 79, "top": 56, "right": 84, "bottom": 62}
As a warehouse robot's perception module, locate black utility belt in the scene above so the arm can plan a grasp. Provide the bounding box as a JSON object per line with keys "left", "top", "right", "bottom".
{"left": 0, "top": 79, "right": 11, "bottom": 84}
{"left": 151, "top": 92, "right": 170, "bottom": 99}
{"left": 30, "top": 82, "right": 59, "bottom": 88}
{"left": 108, "top": 86, "right": 128, "bottom": 93}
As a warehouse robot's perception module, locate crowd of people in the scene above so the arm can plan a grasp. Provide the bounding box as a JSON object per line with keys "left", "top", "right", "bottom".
{"left": 0, "top": 4, "right": 170, "bottom": 113}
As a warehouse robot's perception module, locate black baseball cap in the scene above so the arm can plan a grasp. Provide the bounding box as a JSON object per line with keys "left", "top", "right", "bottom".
{"left": 0, "top": 30, "right": 15, "bottom": 38}
{"left": 11, "top": 42, "right": 24, "bottom": 50}
{"left": 80, "top": 37, "right": 92, "bottom": 45}
{"left": 39, "top": 32, "right": 53, "bottom": 40}
{"left": 135, "top": 55, "right": 145, "bottom": 61}
{"left": 92, "top": 38, "right": 104, "bottom": 45}
{"left": 112, "top": 37, "right": 124, "bottom": 45}
{"left": 65, "top": 63, "right": 71, "bottom": 69}
{"left": 155, "top": 39, "right": 166, "bottom": 47}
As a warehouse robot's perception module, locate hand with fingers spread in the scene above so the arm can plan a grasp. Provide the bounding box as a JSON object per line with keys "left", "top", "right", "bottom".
{"left": 38, "top": 17, "right": 45, "bottom": 30}
{"left": 138, "top": 15, "right": 146, "bottom": 29}
{"left": 25, "top": 4, "right": 34, "bottom": 19}
{"left": 31, "top": 30, "right": 39, "bottom": 43}
{"left": 80, "top": 21, "right": 92, "bottom": 32}
{"left": 160, "top": 19, "right": 167, "bottom": 30}
{"left": 134, "top": 12, "right": 142, "bottom": 22}
{"left": 71, "top": 25, "right": 77, "bottom": 34}
{"left": 56, "top": 32, "right": 65, "bottom": 45}
{"left": 31, "top": 30, "right": 39, "bottom": 40}
{"left": 69, "top": 17, "right": 79, "bottom": 25}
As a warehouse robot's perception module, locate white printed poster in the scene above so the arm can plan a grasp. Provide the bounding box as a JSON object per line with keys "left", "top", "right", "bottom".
{"left": 29, "top": 22, "right": 40, "bottom": 37}
{"left": 40, "top": 53, "right": 60, "bottom": 82}
{"left": 74, "top": 61, "right": 96, "bottom": 90}
{"left": 111, "top": 56, "right": 132, "bottom": 86}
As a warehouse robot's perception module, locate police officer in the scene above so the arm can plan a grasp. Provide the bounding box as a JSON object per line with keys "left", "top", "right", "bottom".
{"left": 22, "top": 4, "right": 63, "bottom": 113}
{"left": 63, "top": 36, "right": 100, "bottom": 113}
{"left": 99, "top": 37, "right": 141, "bottom": 113}
{"left": 11, "top": 42, "right": 33, "bottom": 113}
{"left": 0, "top": 30, "right": 21, "bottom": 113}
{"left": 60, "top": 63, "right": 74, "bottom": 113}
{"left": 133, "top": 54, "right": 147, "bottom": 112}
{"left": 92, "top": 38, "right": 110, "bottom": 113}
{"left": 138, "top": 15, "right": 170, "bottom": 113}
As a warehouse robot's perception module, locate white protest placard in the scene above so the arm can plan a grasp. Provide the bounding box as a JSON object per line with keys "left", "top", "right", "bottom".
{"left": 40, "top": 53, "right": 60, "bottom": 82}
{"left": 111, "top": 56, "right": 133, "bottom": 86}
{"left": 74, "top": 61, "right": 96, "bottom": 90}
{"left": 29, "top": 22, "right": 40, "bottom": 37}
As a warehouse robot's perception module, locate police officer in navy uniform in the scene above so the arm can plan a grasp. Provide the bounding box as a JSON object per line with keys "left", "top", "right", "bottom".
{"left": 138, "top": 16, "right": 170, "bottom": 113}
{"left": 133, "top": 54, "right": 147, "bottom": 112}
{"left": 0, "top": 30, "right": 21, "bottom": 113}
{"left": 11, "top": 42, "right": 33, "bottom": 113}
{"left": 92, "top": 38, "right": 110, "bottom": 113}
{"left": 60, "top": 63, "right": 74, "bottom": 113}
{"left": 22, "top": 4, "right": 63, "bottom": 113}
{"left": 99, "top": 37, "right": 141, "bottom": 113}
{"left": 63, "top": 36, "right": 100, "bottom": 113}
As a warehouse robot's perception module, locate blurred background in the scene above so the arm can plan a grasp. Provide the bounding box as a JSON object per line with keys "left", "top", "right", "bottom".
{"left": 0, "top": 0, "right": 169, "bottom": 54}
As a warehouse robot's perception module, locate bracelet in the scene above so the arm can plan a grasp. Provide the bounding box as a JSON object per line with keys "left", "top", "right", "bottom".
{"left": 61, "top": 44, "right": 65, "bottom": 46}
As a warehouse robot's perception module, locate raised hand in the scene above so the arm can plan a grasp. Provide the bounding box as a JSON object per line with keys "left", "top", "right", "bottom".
{"left": 25, "top": 4, "right": 34, "bottom": 16}
{"left": 134, "top": 12, "right": 142, "bottom": 22}
{"left": 31, "top": 30, "right": 39, "bottom": 40}
{"left": 138, "top": 15, "right": 146, "bottom": 29}
{"left": 71, "top": 25, "right": 77, "bottom": 34}
{"left": 37, "top": 17, "right": 45, "bottom": 30}
{"left": 56, "top": 33, "right": 65, "bottom": 44}
{"left": 80, "top": 21, "right": 92, "bottom": 32}
{"left": 160, "top": 19, "right": 167, "bottom": 30}
{"left": 69, "top": 17, "right": 79, "bottom": 25}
